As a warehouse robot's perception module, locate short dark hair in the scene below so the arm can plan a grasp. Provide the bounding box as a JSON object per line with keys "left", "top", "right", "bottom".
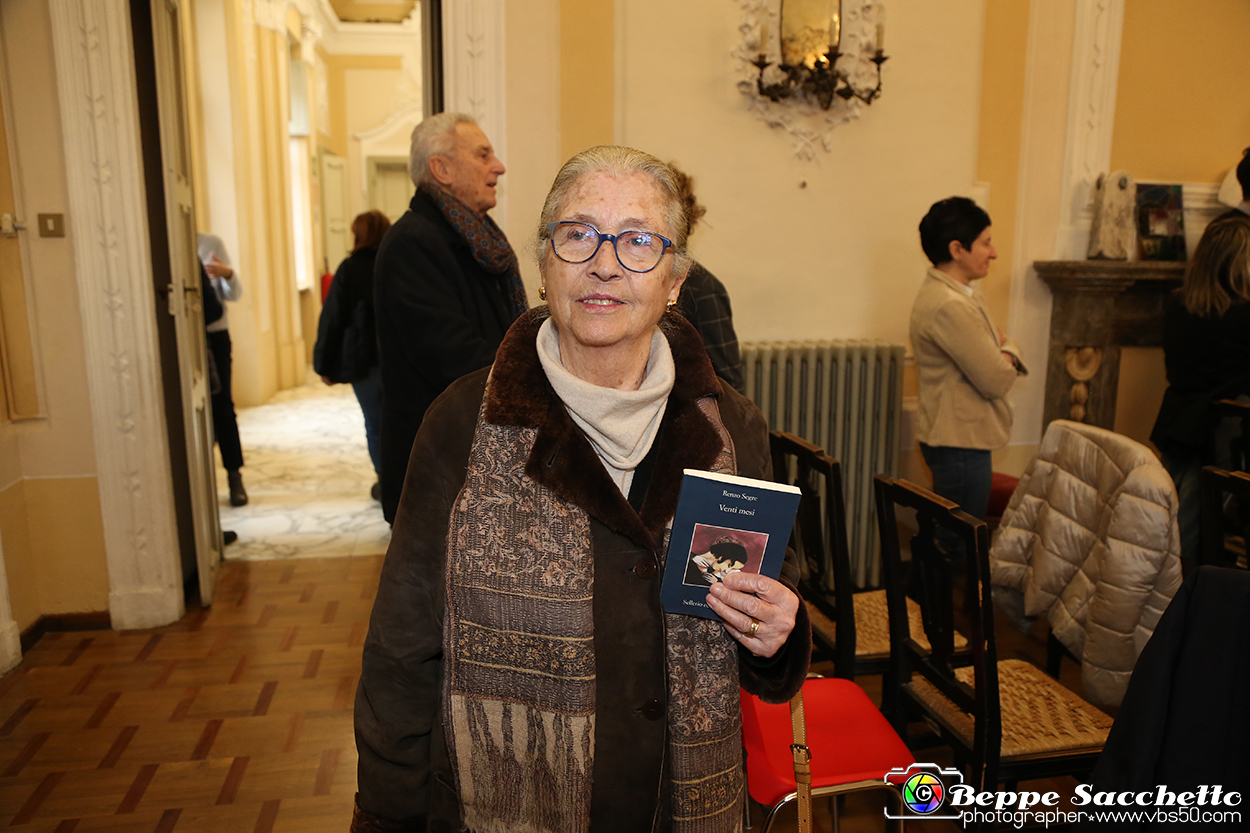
{"left": 1237, "top": 147, "right": 1250, "bottom": 200}
{"left": 918, "top": 197, "right": 992, "bottom": 266}
{"left": 351, "top": 210, "right": 391, "bottom": 252}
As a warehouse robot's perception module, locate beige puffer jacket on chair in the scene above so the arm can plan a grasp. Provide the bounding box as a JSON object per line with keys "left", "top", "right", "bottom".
{"left": 989, "top": 419, "right": 1182, "bottom": 709}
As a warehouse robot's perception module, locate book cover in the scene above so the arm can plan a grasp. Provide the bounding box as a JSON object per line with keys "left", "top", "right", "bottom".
{"left": 660, "top": 469, "right": 801, "bottom": 620}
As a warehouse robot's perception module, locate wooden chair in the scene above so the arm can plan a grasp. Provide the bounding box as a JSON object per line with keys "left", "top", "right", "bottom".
{"left": 1198, "top": 465, "right": 1250, "bottom": 569}
{"left": 1210, "top": 399, "right": 1250, "bottom": 474}
{"left": 770, "top": 431, "right": 966, "bottom": 680}
{"left": 741, "top": 676, "right": 913, "bottom": 832}
{"left": 874, "top": 475, "right": 1112, "bottom": 794}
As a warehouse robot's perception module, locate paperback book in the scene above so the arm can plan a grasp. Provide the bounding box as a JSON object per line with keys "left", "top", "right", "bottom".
{"left": 660, "top": 469, "right": 801, "bottom": 621}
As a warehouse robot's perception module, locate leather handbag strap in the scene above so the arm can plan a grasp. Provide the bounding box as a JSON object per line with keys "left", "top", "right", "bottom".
{"left": 789, "top": 688, "right": 813, "bottom": 833}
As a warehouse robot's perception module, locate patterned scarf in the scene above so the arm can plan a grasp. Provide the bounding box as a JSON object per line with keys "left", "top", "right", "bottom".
{"left": 443, "top": 385, "right": 744, "bottom": 833}
{"left": 423, "top": 183, "right": 529, "bottom": 319}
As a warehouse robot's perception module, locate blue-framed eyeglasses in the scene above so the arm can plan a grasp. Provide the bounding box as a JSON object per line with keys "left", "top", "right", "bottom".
{"left": 545, "top": 221, "right": 675, "bottom": 273}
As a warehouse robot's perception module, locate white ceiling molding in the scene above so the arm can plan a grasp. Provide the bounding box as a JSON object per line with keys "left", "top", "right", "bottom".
{"left": 442, "top": 0, "right": 507, "bottom": 228}
{"left": 302, "top": 0, "right": 420, "bottom": 55}
{"left": 47, "top": 0, "right": 185, "bottom": 629}
{"left": 1055, "top": 0, "right": 1124, "bottom": 259}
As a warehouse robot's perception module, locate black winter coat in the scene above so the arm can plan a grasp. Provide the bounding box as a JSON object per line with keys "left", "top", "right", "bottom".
{"left": 313, "top": 246, "right": 378, "bottom": 383}
{"left": 1150, "top": 292, "right": 1250, "bottom": 455}
{"left": 373, "top": 189, "right": 519, "bottom": 523}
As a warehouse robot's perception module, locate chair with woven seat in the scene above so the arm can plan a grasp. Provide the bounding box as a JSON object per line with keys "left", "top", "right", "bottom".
{"left": 874, "top": 474, "right": 1112, "bottom": 794}
{"left": 769, "top": 431, "right": 967, "bottom": 680}
{"left": 741, "top": 676, "right": 914, "bottom": 832}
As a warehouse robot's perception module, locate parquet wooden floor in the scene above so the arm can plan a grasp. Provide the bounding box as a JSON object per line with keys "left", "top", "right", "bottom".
{"left": 0, "top": 556, "right": 381, "bottom": 832}
{"left": 0, "top": 553, "right": 1085, "bottom": 832}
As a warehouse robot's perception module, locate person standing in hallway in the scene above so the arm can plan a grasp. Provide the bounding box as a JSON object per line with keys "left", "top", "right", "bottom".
{"left": 373, "top": 112, "right": 527, "bottom": 524}
{"left": 198, "top": 232, "right": 248, "bottom": 507}
{"left": 910, "top": 197, "right": 1026, "bottom": 529}
{"left": 314, "top": 210, "right": 392, "bottom": 501}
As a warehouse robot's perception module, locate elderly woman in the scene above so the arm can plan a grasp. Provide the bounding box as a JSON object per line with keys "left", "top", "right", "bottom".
{"left": 352, "top": 146, "right": 810, "bottom": 833}
{"left": 911, "top": 197, "right": 1026, "bottom": 528}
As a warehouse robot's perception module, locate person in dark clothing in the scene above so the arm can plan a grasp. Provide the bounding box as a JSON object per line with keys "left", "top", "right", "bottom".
{"left": 1151, "top": 215, "right": 1250, "bottom": 570}
{"left": 314, "top": 210, "right": 392, "bottom": 500}
{"left": 669, "top": 164, "right": 745, "bottom": 393}
{"left": 373, "top": 112, "right": 527, "bottom": 524}
{"left": 198, "top": 233, "right": 247, "bottom": 506}
{"left": 1215, "top": 146, "right": 1250, "bottom": 222}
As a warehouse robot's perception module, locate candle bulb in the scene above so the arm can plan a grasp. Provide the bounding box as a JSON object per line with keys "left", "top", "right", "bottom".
{"left": 876, "top": 3, "right": 886, "bottom": 54}
{"left": 759, "top": 19, "right": 769, "bottom": 59}
{"left": 830, "top": 10, "right": 841, "bottom": 54}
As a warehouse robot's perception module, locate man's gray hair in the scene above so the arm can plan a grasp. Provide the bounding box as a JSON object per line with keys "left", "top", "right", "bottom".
{"left": 408, "top": 112, "right": 478, "bottom": 187}
{"left": 533, "top": 145, "right": 690, "bottom": 275}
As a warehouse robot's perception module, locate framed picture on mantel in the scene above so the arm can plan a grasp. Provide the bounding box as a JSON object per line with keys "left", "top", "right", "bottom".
{"left": 1136, "top": 183, "right": 1187, "bottom": 261}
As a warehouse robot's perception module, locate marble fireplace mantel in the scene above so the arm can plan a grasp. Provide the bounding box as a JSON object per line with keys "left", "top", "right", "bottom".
{"left": 1036, "top": 259, "right": 1184, "bottom": 431}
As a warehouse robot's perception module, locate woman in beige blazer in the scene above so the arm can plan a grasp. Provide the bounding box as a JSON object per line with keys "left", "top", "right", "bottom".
{"left": 910, "top": 197, "right": 1026, "bottom": 525}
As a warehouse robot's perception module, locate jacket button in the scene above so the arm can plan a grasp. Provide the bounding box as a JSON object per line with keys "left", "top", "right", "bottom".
{"left": 634, "top": 555, "right": 657, "bottom": 579}
{"left": 640, "top": 699, "right": 664, "bottom": 721}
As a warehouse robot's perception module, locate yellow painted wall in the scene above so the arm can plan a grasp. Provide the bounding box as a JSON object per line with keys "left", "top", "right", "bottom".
{"left": 975, "top": 0, "right": 1031, "bottom": 327}
{"left": 0, "top": 0, "right": 111, "bottom": 631}
{"left": 616, "top": 0, "right": 985, "bottom": 348}
{"left": 559, "top": 0, "right": 614, "bottom": 160}
{"left": 1110, "top": 0, "right": 1250, "bottom": 184}
{"left": 503, "top": 0, "right": 563, "bottom": 296}
{"left": 1107, "top": 1, "right": 1250, "bottom": 448}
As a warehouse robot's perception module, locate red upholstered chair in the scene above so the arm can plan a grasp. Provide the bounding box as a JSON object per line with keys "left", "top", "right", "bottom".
{"left": 740, "top": 678, "right": 913, "bottom": 832}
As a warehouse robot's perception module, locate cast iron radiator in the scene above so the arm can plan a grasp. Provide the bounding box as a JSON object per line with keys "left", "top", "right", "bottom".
{"left": 741, "top": 340, "right": 905, "bottom": 587}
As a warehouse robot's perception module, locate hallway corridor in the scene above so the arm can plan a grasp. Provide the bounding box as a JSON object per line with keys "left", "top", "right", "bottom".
{"left": 215, "top": 374, "right": 390, "bottom": 561}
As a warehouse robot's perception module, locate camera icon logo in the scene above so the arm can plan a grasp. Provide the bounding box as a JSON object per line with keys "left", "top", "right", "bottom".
{"left": 884, "top": 762, "right": 965, "bottom": 820}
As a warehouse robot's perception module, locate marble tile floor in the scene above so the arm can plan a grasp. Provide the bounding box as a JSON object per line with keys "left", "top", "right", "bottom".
{"left": 214, "top": 371, "right": 390, "bottom": 561}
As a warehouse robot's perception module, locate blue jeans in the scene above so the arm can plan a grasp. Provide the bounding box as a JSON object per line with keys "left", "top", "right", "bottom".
{"left": 919, "top": 444, "right": 993, "bottom": 567}
{"left": 352, "top": 366, "right": 384, "bottom": 479}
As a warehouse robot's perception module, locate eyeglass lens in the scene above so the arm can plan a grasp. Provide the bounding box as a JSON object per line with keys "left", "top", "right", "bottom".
{"left": 552, "top": 223, "right": 665, "bottom": 271}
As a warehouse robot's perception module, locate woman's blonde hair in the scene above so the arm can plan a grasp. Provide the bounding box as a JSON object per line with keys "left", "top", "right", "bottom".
{"left": 532, "top": 145, "right": 690, "bottom": 277}
{"left": 1182, "top": 217, "right": 1250, "bottom": 317}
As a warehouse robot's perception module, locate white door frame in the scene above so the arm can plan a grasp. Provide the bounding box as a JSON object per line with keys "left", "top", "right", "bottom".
{"left": 48, "top": 0, "right": 184, "bottom": 629}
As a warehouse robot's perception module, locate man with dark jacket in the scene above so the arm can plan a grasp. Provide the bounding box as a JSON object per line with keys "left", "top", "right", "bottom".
{"left": 374, "top": 112, "right": 527, "bottom": 523}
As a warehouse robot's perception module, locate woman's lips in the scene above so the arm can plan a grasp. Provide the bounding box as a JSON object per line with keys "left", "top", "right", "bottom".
{"left": 578, "top": 295, "right": 623, "bottom": 307}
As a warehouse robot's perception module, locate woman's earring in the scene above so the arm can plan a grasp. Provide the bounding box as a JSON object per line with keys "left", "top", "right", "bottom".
{"left": 666, "top": 299, "right": 676, "bottom": 312}
{"left": 539, "top": 285, "right": 547, "bottom": 301}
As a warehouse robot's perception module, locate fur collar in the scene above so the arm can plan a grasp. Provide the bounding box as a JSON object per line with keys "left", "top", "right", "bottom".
{"left": 485, "top": 308, "right": 725, "bottom": 552}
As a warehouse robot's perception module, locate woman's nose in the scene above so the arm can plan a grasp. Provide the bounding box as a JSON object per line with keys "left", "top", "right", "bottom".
{"left": 588, "top": 237, "right": 623, "bottom": 279}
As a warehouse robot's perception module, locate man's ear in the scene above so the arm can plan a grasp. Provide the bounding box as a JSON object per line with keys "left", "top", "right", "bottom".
{"left": 429, "top": 156, "right": 452, "bottom": 187}
{"left": 947, "top": 238, "right": 965, "bottom": 261}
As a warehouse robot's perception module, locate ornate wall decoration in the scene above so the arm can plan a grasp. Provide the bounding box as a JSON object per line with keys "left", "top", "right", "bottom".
{"left": 1065, "top": 346, "right": 1102, "bottom": 422}
{"left": 734, "top": 0, "right": 886, "bottom": 160}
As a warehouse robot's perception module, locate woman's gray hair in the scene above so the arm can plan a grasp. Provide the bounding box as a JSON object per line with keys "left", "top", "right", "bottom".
{"left": 408, "top": 112, "right": 478, "bottom": 187}
{"left": 533, "top": 145, "right": 690, "bottom": 277}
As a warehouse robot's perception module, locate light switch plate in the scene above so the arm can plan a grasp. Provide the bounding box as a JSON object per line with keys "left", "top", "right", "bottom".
{"left": 37, "top": 214, "right": 65, "bottom": 238}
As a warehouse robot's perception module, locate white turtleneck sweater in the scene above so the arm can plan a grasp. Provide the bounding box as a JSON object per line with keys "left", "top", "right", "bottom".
{"left": 536, "top": 318, "right": 676, "bottom": 497}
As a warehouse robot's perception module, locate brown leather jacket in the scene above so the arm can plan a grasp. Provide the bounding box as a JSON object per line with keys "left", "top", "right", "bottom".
{"left": 352, "top": 311, "right": 811, "bottom": 832}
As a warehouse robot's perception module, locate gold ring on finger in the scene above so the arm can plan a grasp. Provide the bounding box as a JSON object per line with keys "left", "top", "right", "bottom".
{"left": 747, "top": 618, "right": 760, "bottom": 638}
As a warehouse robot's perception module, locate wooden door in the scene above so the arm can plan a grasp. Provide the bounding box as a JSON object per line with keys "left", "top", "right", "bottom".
{"left": 320, "top": 153, "right": 350, "bottom": 272}
{"left": 150, "top": 0, "right": 222, "bottom": 603}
